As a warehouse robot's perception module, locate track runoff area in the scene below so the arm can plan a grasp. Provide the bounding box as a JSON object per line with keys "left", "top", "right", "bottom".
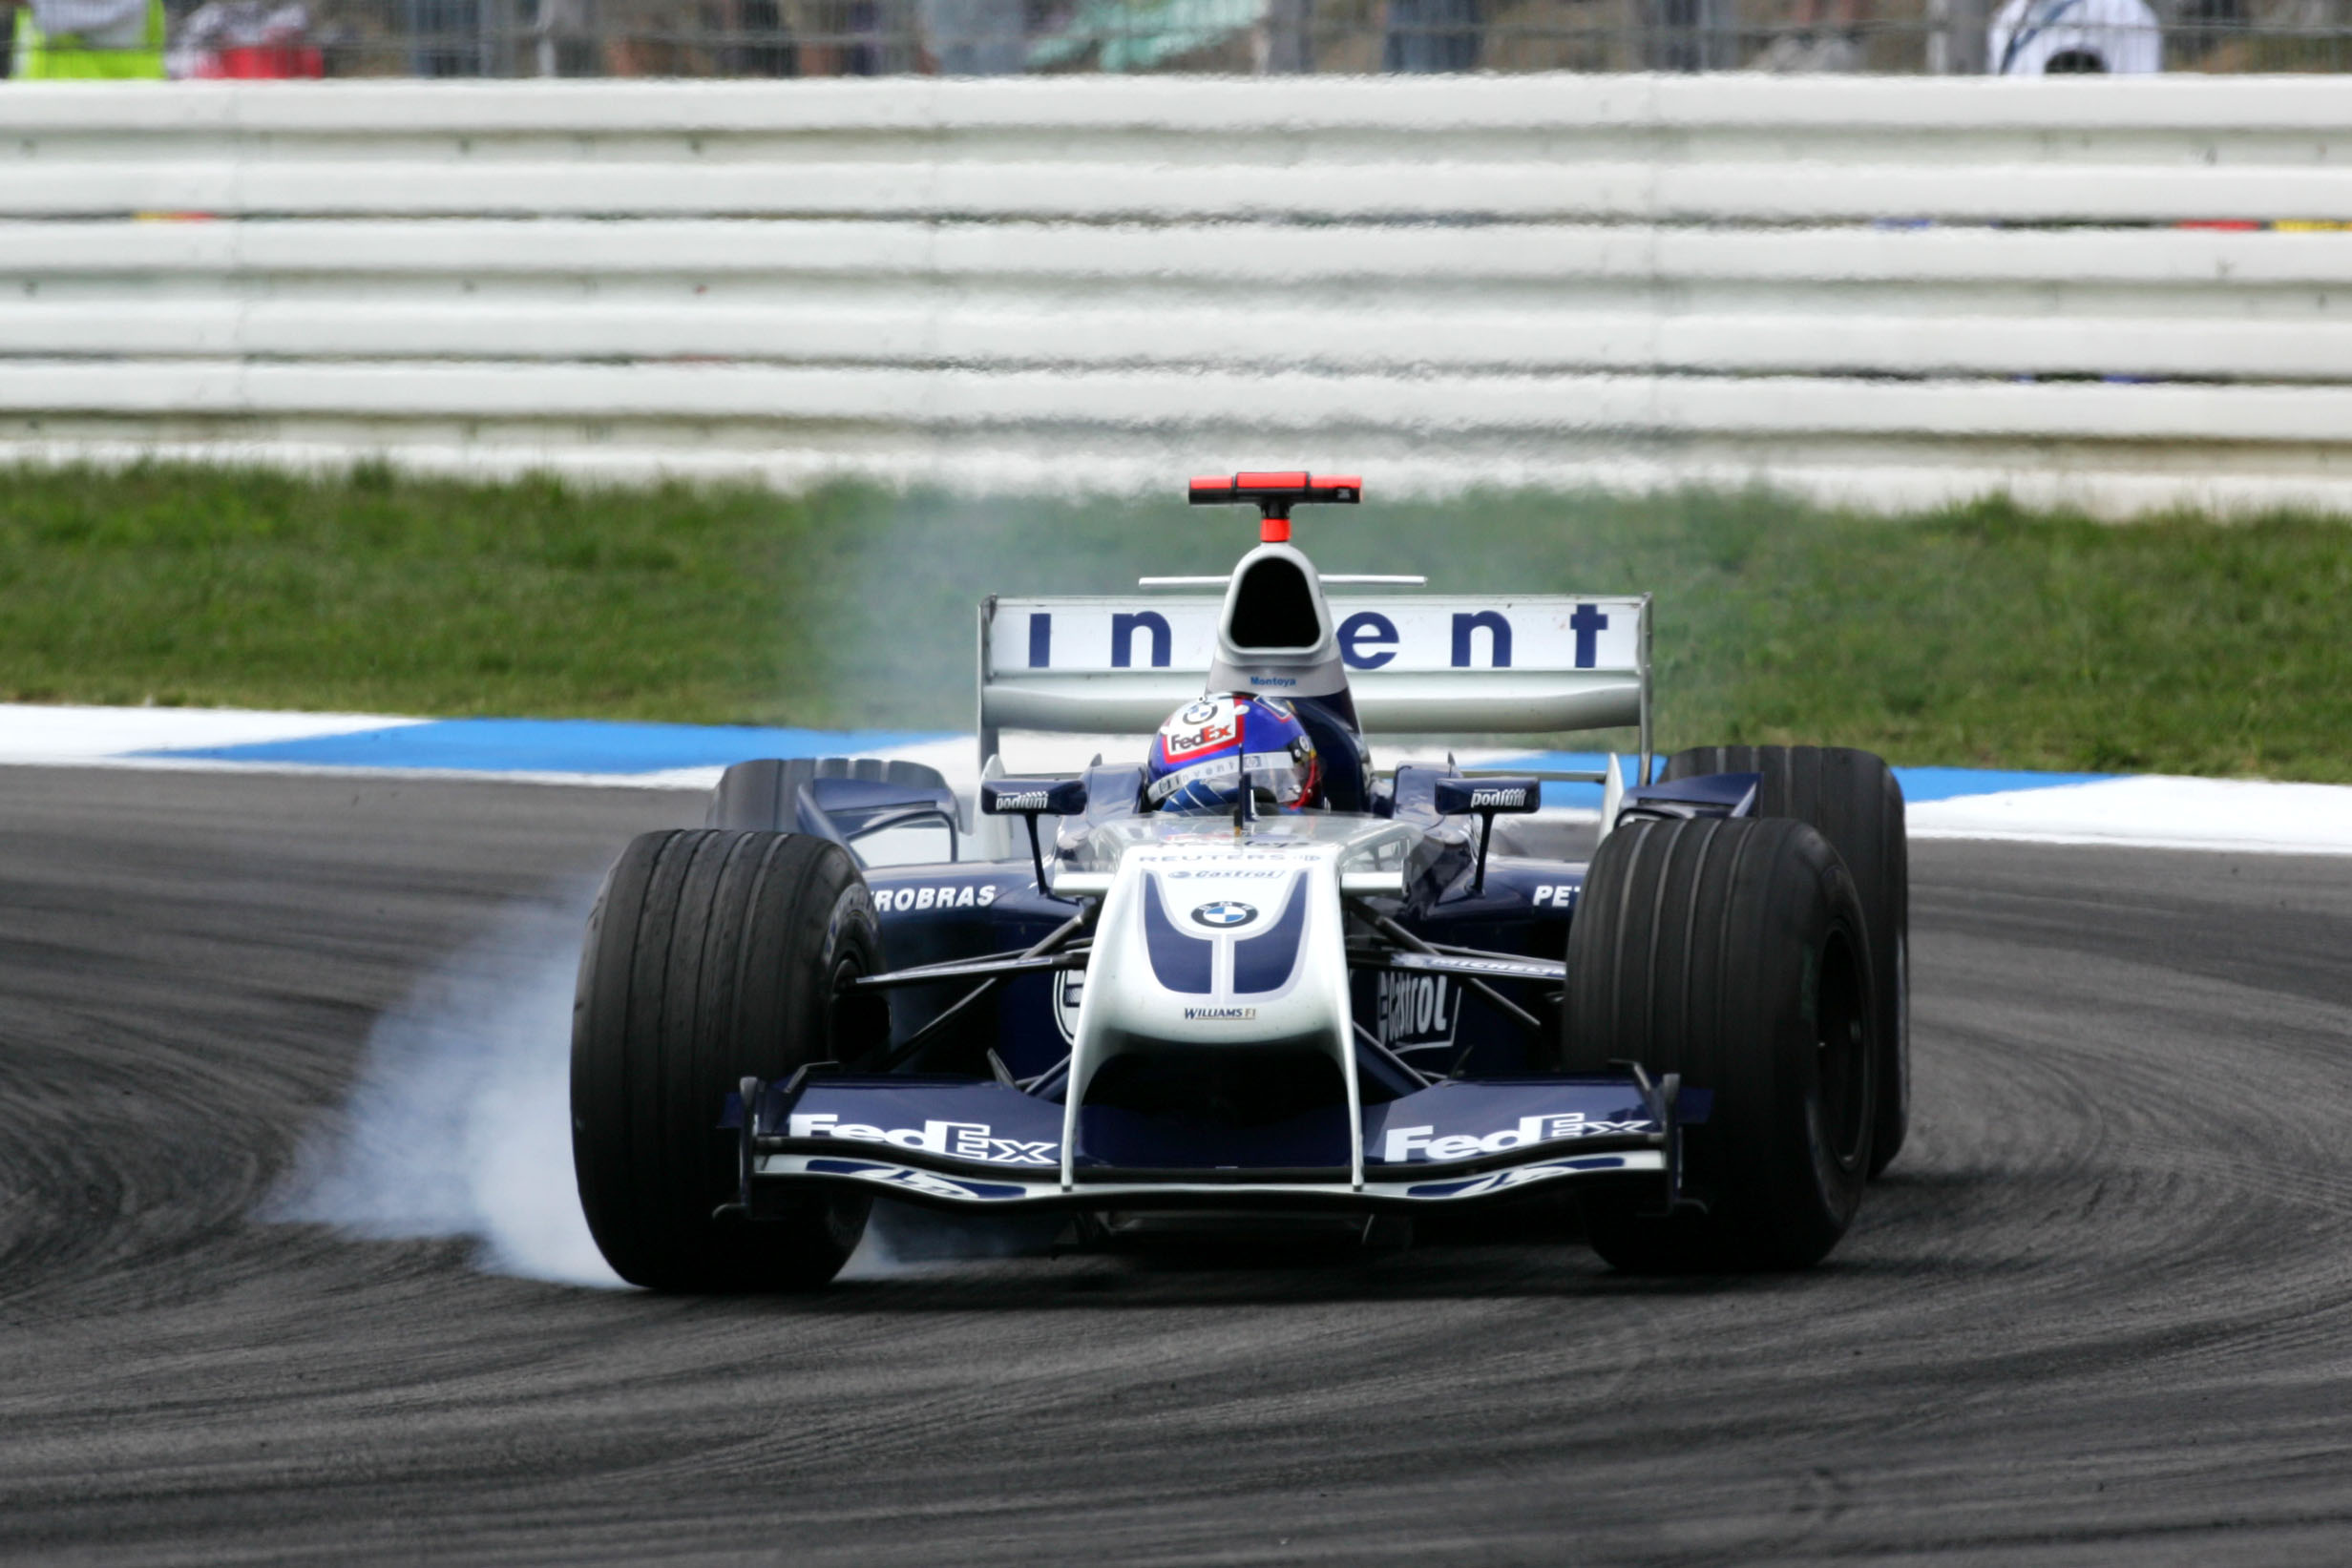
{"left": 6, "top": 701, "right": 2351, "bottom": 854}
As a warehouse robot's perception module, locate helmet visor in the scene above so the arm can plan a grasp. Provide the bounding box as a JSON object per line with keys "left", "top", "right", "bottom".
{"left": 1145, "top": 751, "right": 1312, "bottom": 812}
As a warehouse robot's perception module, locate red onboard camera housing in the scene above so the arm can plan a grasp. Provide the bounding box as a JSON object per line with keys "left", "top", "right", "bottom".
{"left": 1187, "top": 470, "right": 1362, "bottom": 541}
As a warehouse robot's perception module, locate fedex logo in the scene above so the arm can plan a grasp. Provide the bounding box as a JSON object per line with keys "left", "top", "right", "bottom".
{"left": 1160, "top": 696, "right": 1238, "bottom": 762}
{"left": 1379, "top": 1113, "right": 1654, "bottom": 1163}
{"left": 789, "top": 1114, "right": 1058, "bottom": 1165}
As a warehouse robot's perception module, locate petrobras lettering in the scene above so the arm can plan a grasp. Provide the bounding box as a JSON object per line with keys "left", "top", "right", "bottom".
{"left": 789, "top": 1113, "right": 1058, "bottom": 1165}
{"left": 1183, "top": 1005, "right": 1258, "bottom": 1021}
{"left": 873, "top": 883, "right": 999, "bottom": 913}
{"left": 1529, "top": 884, "right": 1578, "bottom": 909}
{"left": 1379, "top": 1113, "right": 1655, "bottom": 1163}
{"left": 1469, "top": 787, "right": 1527, "bottom": 809}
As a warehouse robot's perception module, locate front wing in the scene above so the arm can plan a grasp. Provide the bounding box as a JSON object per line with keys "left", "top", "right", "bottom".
{"left": 723, "top": 1074, "right": 1707, "bottom": 1215}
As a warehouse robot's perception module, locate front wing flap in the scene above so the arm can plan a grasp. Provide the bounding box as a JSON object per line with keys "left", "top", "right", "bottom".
{"left": 724, "top": 1075, "right": 1706, "bottom": 1214}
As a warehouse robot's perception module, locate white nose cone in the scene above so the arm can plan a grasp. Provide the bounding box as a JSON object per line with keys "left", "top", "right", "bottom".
{"left": 1060, "top": 840, "right": 1360, "bottom": 1190}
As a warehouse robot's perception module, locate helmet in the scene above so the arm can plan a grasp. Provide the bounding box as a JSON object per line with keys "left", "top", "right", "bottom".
{"left": 1144, "top": 693, "right": 1322, "bottom": 814}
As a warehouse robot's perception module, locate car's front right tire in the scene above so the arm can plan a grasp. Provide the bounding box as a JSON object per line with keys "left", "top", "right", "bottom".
{"left": 1662, "top": 743, "right": 1908, "bottom": 1176}
{"left": 1561, "top": 816, "right": 1877, "bottom": 1273}
{"left": 571, "top": 828, "right": 877, "bottom": 1291}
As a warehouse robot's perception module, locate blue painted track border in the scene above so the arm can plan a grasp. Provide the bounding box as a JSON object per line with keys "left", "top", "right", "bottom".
{"left": 1489, "top": 752, "right": 2111, "bottom": 808}
{"left": 136, "top": 720, "right": 2113, "bottom": 804}
{"left": 143, "top": 719, "right": 954, "bottom": 776}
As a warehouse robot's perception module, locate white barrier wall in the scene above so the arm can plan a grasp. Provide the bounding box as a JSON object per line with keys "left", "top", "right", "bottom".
{"left": 7, "top": 75, "right": 2352, "bottom": 512}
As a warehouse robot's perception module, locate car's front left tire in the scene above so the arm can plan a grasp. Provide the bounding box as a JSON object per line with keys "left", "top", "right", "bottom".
{"left": 571, "top": 828, "right": 876, "bottom": 1291}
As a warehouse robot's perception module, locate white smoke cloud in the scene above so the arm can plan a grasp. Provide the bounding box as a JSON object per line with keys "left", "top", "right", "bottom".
{"left": 262, "top": 888, "right": 625, "bottom": 1288}
{"left": 262, "top": 885, "right": 1051, "bottom": 1288}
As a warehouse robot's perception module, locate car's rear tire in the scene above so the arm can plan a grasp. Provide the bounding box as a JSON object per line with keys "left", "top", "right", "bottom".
{"left": 709, "top": 757, "right": 955, "bottom": 832}
{"left": 1562, "top": 816, "right": 1876, "bottom": 1272}
{"left": 571, "top": 828, "right": 878, "bottom": 1291}
{"left": 1662, "top": 744, "right": 1908, "bottom": 1178}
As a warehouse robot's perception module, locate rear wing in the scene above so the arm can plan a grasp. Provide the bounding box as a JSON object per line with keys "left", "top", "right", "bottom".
{"left": 977, "top": 594, "right": 1651, "bottom": 768}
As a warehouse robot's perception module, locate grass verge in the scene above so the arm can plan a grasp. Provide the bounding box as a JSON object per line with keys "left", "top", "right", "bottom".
{"left": 3, "top": 462, "right": 2348, "bottom": 781}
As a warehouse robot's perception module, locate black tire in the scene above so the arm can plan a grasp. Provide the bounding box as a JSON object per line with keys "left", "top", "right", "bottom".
{"left": 1662, "top": 744, "right": 1908, "bottom": 1178}
{"left": 709, "top": 757, "right": 955, "bottom": 833}
{"left": 571, "top": 828, "right": 879, "bottom": 1291}
{"left": 1562, "top": 816, "right": 1876, "bottom": 1272}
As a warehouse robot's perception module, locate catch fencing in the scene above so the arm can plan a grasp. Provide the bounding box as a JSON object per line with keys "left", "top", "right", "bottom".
{"left": 9, "top": 74, "right": 2352, "bottom": 512}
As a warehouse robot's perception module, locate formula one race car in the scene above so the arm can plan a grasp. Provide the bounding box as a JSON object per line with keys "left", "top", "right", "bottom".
{"left": 570, "top": 473, "right": 1909, "bottom": 1288}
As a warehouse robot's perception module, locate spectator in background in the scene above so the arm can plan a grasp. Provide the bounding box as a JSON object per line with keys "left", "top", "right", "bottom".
{"left": 10, "top": 0, "right": 167, "bottom": 74}
{"left": 1989, "top": 0, "right": 2161, "bottom": 71}
{"left": 1754, "top": 0, "right": 1869, "bottom": 70}
{"left": 1384, "top": 0, "right": 1479, "bottom": 71}
{"left": 167, "top": 0, "right": 324, "bottom": 75}
{"left": 921, "top": 0, "right": 1022, "bottom": 72}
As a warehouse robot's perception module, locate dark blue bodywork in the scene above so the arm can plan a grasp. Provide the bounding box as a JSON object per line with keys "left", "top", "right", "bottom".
{"left": 820, "top": 762, "right": 1758, "bottom": 1084}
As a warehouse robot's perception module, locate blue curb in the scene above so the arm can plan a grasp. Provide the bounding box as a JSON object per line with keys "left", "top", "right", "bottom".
{"left": 136, "top": 720, "right": 2119, "bottom": 803}
{"left": 1491, "top": 752, "right": 2114, "bottom": 808}
{"left": 141, "top": 718, "right": 956, "bottom": 776}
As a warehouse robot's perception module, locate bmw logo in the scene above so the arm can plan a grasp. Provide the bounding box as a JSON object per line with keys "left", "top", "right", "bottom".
{"left": 1191, "top": 900, "right": 1259, "bottom": 929}
{"left": 1178, "top": 700, "right": 1221, "bottom": 724}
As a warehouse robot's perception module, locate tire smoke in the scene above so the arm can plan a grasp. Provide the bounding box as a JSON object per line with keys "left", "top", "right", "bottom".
{"left": 262, "top": 888, "right": 625, "bottom": 1288}
{"left": 262, "top": 886, "right": 1047, "bottom": 1287}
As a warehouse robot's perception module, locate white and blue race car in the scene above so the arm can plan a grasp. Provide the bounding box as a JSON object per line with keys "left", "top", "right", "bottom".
{"left": 570, "top": 473, "right": 1908, "bottom": 1287}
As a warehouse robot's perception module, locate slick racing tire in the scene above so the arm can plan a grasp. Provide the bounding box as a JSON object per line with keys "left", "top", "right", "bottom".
{"left": 1663, "top": 744, "right": 1909, "bottom": 1179}
{"left": 708, "top": 757, "right": 955, "bottom": 833}
{"left": 572, "top": 828, "right": 880, "bottom": 1291}
{"left": 1561, "top": 816, "right": 1877, "bottom": 1273}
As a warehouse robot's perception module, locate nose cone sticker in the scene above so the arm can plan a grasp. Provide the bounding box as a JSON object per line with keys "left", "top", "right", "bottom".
{"left": 1191, "top": 899, "right": 1259, "bottom": 929}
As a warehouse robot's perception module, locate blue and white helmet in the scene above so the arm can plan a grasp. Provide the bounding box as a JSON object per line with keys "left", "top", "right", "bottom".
{"left": 1144, "top": 693, "right": 1322, "bottom": 814}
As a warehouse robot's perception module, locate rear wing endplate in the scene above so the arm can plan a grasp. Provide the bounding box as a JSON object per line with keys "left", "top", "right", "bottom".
{"left": 977, "top": 594, "right": 1650, "bottom": 769}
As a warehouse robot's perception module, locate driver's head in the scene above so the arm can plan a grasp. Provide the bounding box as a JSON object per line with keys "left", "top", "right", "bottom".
{"left": 1144, "top": 693, "right": 1322, "bottom": 814}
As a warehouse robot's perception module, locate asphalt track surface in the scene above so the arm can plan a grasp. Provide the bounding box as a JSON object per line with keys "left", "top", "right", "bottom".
{"left": 4, "top": 766, "right": 2350, "bottom": 1566}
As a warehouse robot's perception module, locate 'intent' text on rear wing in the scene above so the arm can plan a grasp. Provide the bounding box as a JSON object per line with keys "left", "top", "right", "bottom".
{"left": 977, "top": 594, "right": 1650, "bottom": 764}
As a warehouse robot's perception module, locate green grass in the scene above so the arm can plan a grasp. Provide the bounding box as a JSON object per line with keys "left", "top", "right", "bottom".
{"left": 4, "top": 461, "right": 2350, "bottom": 781}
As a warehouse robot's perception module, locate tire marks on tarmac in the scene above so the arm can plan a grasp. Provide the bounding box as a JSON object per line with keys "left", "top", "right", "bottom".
{"left": 1, "top": 768, "right": 2350, "bottom": 1563}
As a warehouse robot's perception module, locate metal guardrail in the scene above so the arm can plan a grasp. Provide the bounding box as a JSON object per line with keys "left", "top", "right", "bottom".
{"left": 6, "top": 75, "right": 2352, "bottom": 513}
